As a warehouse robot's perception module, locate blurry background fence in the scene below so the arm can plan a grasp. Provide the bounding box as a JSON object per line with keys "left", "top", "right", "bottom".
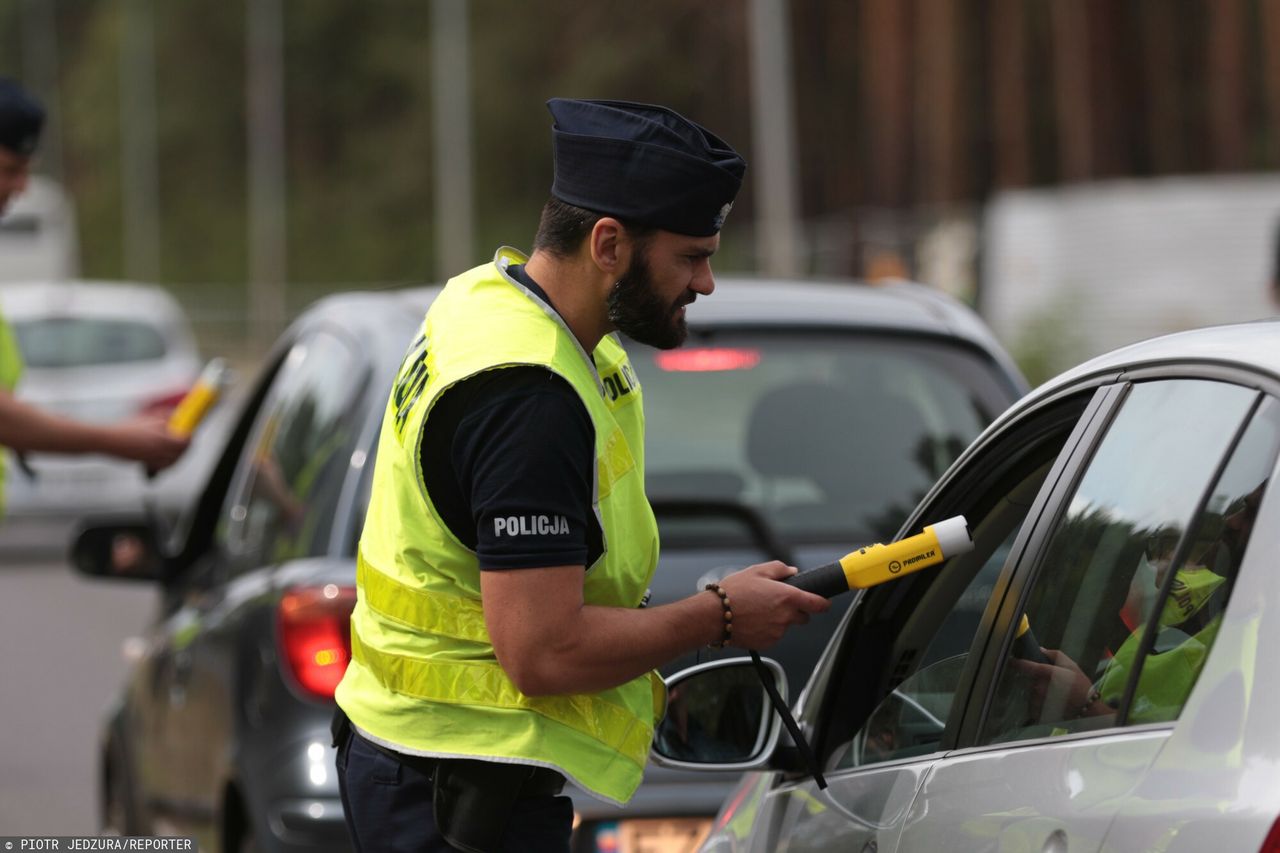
{"left": 2, "top": 0, "right": 1280, "bottom": 380}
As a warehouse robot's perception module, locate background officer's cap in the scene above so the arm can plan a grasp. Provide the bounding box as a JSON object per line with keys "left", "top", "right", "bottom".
{"left": 0, "top": 78, "right": 44, "bottom": 157}
{"left": 547, "top": 98, "right": 746, "bottom": 237}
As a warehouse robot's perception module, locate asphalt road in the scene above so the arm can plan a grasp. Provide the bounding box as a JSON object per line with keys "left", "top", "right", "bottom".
{"left": 0, "top": 553, "right": 157, "bottom": 835}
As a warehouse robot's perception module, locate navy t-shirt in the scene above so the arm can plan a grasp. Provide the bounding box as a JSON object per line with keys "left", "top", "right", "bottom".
{"left": 419, "top": 266, "right": 604, "bottom": 570}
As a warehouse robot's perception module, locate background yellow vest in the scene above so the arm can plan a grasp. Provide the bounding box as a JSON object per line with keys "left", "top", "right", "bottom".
{"left": 0, "top": 309, "right": 24, "bottom": 517}
{"left": 336, "top": 248, "right": 663, "bottom": 805}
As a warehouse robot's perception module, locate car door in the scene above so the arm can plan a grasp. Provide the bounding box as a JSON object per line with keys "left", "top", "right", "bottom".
{"left": 896, "top": 377, "right": 1280, "bottom": 853}
{"left": 159, "top": 326, "right": 368, "bottom": 836}
{"left": 715, "top": 387, "right": 1105, "bottom": 853}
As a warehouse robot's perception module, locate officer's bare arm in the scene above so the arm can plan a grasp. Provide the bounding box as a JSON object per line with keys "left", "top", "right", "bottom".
{"left": 481, "top": 561, "right": 830, "bottom": 697}
{"left": 0, "top": 389, "right": 188, "bottom": 469}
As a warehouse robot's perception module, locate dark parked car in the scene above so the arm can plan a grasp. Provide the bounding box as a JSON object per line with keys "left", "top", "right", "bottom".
{"left": 72, "top": 271, "right": 1024, "bottom": 852}
{"left": 658, "top": 319, "right": 1280, "bottom": 853}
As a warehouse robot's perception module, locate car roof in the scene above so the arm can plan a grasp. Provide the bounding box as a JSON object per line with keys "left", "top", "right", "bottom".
{"left": 695, "top": 276, "right": 982, "bottom": 335}
{"left": 690, "top": 276, "right": 1025, "bottom": 381}
{"left": 1034, "top": 318, "right": 1280, "bottom": 394}
{"left": 292, "top": 285, "right": 440, "bottom": 341}
{"left": 0, "top": 280, "right": 190, "bottom": 324}
{"left": 296, "top": 277, "right": 1023, "bottom": 378}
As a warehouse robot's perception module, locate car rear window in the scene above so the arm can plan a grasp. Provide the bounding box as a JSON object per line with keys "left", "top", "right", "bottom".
{"left": 13, "top": 317, "right": 168, "bottom": 367}
{"left": 630, "top": 331, "right": 1013, "bottom": 546}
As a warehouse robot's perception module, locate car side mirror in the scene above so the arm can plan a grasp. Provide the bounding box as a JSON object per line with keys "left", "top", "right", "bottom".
{"left": 70, "top": 515, "right": 166, "bottom": 582}
{"left": 651, "top": 657, "right": 786, "bottom": 771}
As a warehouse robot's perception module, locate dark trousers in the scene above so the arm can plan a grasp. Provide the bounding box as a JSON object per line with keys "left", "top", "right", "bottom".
{"left": 335, "top": 727, "right": 574, "bottom": 853}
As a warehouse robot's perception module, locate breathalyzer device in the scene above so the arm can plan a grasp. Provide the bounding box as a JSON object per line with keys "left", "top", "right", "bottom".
{"left": 785, "top": 515, "right": 973, "bottom": 598}
{"left": 168, "top": 358, "right": 229, "bottom": 439}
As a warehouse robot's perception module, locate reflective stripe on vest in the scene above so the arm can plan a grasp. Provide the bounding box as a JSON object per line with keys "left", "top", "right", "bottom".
{"left": 356, "top": 552, "right": 490, "bottom": 642}
{"left": 348, "top": 625, "right": 654, "bottom": 768}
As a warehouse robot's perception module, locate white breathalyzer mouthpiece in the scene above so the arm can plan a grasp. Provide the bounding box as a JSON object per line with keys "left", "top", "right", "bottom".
{"left": 929, "top": 516, "right": 973, "bottom": 558}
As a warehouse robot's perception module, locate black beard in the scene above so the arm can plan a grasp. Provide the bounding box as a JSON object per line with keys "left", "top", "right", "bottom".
{"left": 606, "top": 250, "right": 688, "bottom": 350}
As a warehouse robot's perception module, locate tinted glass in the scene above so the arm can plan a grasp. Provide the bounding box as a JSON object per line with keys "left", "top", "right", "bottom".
{"left": 1117, "top": 397, "right": 1279, "bottom": 723}
{"left": 630, "top": 333, "right": 1011, "bottom": 545}
{"left": 222, "top": 331, "right": 365, "bottom": 569}
{"left": 14, "top": 317, "right": 167, "bottom": 366}
{"left": 980, "top": 381, "right": 1268, "bottom": 744}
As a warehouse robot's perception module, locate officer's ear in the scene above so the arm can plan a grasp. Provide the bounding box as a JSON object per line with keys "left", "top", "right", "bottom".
{"left": 588, "top": 217, "right": 628, "bottom": 276}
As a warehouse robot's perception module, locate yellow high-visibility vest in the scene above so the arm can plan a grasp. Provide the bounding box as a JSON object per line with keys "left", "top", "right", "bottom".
{"left": 336, "top": 247, "right": 664, "bottom": 805}
{"left": 0, "top": 309, "right": 25, "bottom": 517}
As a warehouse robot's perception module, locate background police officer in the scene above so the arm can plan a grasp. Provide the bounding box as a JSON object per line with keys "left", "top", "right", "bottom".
{"left": 333, "top": 98, "right": 829, "bottom": 852}
{"left": 0, "top": 78, "right": 188, "bottom": 513}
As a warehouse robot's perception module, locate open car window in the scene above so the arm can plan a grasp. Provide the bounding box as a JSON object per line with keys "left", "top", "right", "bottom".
{"left": 831, "top": 458, "right": 1052, "bottom": 769}
{"left": 815, "top": 392, "right": 1096, "bottom": 770}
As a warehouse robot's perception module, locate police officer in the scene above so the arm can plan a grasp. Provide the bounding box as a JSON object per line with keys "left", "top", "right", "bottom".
{"left": 0, "top": 78, "right": 188, "bottom": 513}
{"left": 333, "top": 98, "right": 830, "bottom": 852}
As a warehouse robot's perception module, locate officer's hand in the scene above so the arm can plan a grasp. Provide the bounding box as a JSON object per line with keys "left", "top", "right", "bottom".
{"left": 110, "top": 415, "right": 191, "bottom": 471}
{"left": 715, "top": 561, "right": 830, "bottom": 650}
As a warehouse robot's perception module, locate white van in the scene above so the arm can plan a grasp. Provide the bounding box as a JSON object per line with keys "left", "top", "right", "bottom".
{"left": 982, "top": 174, "right": 1280, "bottom": 379}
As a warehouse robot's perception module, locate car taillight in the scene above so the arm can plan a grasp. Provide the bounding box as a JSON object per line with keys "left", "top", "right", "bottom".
{"left": 277, "top": 584, "right": 357, "bottom": 699}
{"left": 1260, "top": 816, "right": 1280, "bottom": 853}
{"left": 139, "top": 388, "right": 190, "bottom": 419}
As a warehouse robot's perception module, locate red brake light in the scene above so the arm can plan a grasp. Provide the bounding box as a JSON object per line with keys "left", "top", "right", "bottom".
{"left": 139, "top": 388, "right": 190, "bottom": 418}
{"left": 654, "top": 347, "right": 761, "bottom": 372}
{"left": 277, "top": 584, "right": 357, "bottom": 699}
{"left": 1260, "top": 816, "right": 1280, "bottom": 853}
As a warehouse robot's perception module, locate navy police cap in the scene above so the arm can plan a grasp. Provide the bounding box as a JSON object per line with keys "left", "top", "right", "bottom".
{"left": 0, "top": 78, "right": 44, "bottom": 157}
{"left": 547, "top": 98, "right": 746, "bottom": 237}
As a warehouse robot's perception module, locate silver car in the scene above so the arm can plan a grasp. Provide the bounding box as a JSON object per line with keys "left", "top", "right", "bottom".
{"left": 659, "top": 318, "right": 1280, "bottom": 853}
{"left": 1, "top": 281, "right": 202, "bottom": 551}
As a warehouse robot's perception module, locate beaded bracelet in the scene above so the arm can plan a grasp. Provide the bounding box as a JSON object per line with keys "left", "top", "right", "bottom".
{"left": 705, "top": 582, "right": 733, "bottom": 648}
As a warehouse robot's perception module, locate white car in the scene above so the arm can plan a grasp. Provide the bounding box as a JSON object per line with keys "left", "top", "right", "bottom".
{"left": 658, "top": 318, "right": 1280, "bottom": 853}
{"left": 1, "top": 281, "right": 202, "bottom": 552}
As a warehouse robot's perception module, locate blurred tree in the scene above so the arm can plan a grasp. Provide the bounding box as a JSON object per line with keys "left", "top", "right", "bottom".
{"left": 2, "top": 0, "right": 1280, "bottom": 357}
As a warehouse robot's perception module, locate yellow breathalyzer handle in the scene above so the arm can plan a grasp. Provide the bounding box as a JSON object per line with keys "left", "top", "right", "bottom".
{"left": 168, "top": 358, "right": 228, "bottom": 438}
{"left": 785, "top": 516, "right": 973, "bottom": 598}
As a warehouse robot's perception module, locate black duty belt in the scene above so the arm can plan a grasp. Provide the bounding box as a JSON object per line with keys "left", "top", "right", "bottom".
{"left": 335, "top": 709, "right": 565, "bottom": 798}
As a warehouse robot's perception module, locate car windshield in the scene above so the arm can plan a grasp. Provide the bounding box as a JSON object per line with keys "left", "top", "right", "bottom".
{"left": 630, "top": 331, "right": 1010, "bottom": 546}
{"left": 13, "top": 317, "right": 169, "bottom": 367}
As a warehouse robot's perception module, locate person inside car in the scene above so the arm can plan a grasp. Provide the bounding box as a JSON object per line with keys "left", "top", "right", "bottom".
{"left": 1011, "top": 484, "right": 1262, "bottom": 725}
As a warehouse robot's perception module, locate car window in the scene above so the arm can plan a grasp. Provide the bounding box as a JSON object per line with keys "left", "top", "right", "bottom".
{"left": 13, "top": 317, "right": 168, "bottom": 366}
{"left": 629, "top": 332, "right": 1013, "bottom": 546}
{"left": 816, "top": 395, "right": 1090, "bottom": 771}
{"left": 979, "top": 381, "right": 1277, "bottom": 744}
{"left": 828, "top": 458, "right": 1053, "bottom": 769}
{"left": 218, "top": 330, "right": 366, "bottom": 571}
